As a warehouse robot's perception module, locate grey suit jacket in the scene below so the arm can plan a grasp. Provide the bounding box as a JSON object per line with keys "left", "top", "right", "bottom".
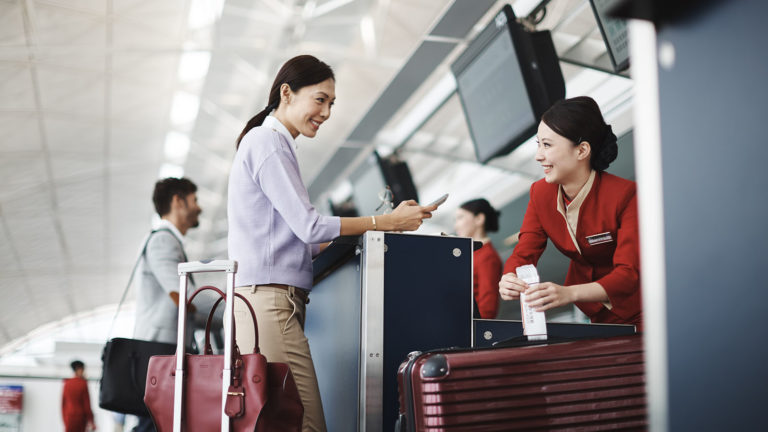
{"left": 133, "top": 228, "right": 190, "bottom": 344}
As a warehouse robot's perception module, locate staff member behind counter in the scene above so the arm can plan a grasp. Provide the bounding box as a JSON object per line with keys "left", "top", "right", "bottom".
{"left": 227, "top": 55, "right": 438, "bottom": 432}
{"left": 454, "top": 198, "right": 502, "bottom": 319}
{"left": 499, "top": 96, "right": 642, "bottom": 331}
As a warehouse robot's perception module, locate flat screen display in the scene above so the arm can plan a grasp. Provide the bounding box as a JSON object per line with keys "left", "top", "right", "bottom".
{"left": 455, "top": 26, "right": 536, "bottom": 164}
{"left": 590, "top": 0, "right": 629, "bottom": 72}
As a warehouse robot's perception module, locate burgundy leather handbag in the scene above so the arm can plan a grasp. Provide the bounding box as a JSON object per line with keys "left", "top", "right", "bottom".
{"left": 143, "top": 286, "right": 303, "bottom": 431}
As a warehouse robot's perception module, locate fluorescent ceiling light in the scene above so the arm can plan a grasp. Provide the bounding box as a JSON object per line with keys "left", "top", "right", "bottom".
{"left": 589, "top": 76, "right": 634, "bottom": 109}
{"left": 512, "top": 0, "right": 544, "bottom": 17}
{"left": 302, "top": 1, "right": 317, "bottom": 19}
{"left": 360, "top": 15, "right": 376, "bottom": 55}
{"left": 376, "top": 145, "right": 394, "bottom": 157}
{"left": 565, "top": 68, "right": 608, "bottom": 98}
{"left": 170, "top": 92, "right": 200, "bottom": 126}
{"left": 164, "top": 131, "right": 191, "bottom": 164}
{"left": 329, "top": 180, "right": 353, "bottom": 204}
{"left": 178, "top": 51, "right": 211, "bottom": 82}
{"left": 188, "top": 0, "right": 225, "bottom": 29}
{"left": 159, "top": 163, "right": 185, "bottom": 179}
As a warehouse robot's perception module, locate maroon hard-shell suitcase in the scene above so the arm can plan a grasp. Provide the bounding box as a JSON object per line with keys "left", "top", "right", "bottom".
{"left": 396, "top": 335, "right": 646, "bottom": 431}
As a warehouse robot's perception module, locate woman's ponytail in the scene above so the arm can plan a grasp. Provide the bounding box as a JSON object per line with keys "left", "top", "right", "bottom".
{"left": 236, "top": 100, "right": 279, "bottom": 149}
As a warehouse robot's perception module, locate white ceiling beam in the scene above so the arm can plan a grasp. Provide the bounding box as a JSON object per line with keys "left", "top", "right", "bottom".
{"left": 102, "top": 0, "right": 114, "bottom": 286}
{"left": 20, "top": 0, "right": 72, "bottom": 265}
{"left": 311, "top": 0, "right": 358, "bottom": 19}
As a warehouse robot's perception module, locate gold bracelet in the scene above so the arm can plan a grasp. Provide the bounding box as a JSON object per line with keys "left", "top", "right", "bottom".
{"left": 371, "top": 215, "right": 377, "bottom": 231}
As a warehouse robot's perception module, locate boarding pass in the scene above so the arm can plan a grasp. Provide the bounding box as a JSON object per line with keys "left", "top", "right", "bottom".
{"left": 516, "top": 264, "right": 548, "bottom": 341}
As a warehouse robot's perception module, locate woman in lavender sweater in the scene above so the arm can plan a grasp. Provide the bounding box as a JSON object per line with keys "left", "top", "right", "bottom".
{"left": 228, "top": 55, "right": 436, "bottom": 431}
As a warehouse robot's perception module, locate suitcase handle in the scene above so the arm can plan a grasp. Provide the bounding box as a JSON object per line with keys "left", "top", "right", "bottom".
{"left": 178, "top": 259, "right": 237, "bottom": 274}
{"left": 174, "top": 262, "right": 240, "bottom": 432}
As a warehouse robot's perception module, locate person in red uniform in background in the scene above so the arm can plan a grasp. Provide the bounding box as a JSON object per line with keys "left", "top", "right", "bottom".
{"left": 499, "top": 96, "right": 642, "bottom": 330}
{"left": 61, "top": 360, "right": 96, "bottom": 432}
{"left": 455, "top": 198, "right": 502, "bottom": 319}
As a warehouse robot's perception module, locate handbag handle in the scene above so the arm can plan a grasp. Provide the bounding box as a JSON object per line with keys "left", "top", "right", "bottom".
{"left": 203, "top": 295, "right": 251, "bottom": 355}
{"left": 186, "top": 286, "right": 264, "bottom": 399}
{"left": 187, "top": 286, "right": 260, "bottom": 355}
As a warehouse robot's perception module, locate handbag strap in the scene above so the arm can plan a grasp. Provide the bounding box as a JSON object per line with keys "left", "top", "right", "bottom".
{"left": 105, "top": 228, "right": 175, "bottom": 339}
{"left": 187, "top": 286, "right": 263, "bottom": 393}
{"left": 202, "top": 293, "right": 259, "bottom": 355}
{"left": 187, "top": 286, "right": 260, "bottom": 355}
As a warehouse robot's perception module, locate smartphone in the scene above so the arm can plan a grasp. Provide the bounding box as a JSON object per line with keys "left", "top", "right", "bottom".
{"left": 426, "top": 193, "right": 449, "bottom": 207}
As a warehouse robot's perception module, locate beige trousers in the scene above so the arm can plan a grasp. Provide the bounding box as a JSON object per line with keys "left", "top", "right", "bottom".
{"left": 233, "top": 284, "right": 326, "bottom": 432}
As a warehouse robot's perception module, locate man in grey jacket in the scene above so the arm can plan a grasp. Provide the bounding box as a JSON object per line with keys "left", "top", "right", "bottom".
{"left": 133, "top": 177, "right": 201, "bottom": 432}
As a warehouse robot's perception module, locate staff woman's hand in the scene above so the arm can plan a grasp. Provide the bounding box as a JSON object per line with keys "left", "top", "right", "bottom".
{"left": 499, "top": 272, "right": 527, "bottom": 300}
{"left": 522, "top": 282, "right": 575, "bottom": 312}
{"left": 386, "top": 199, "right": 436, "bottom": 231}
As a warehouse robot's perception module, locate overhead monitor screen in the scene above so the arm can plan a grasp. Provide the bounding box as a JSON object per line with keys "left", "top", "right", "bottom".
{"left": 590, "top": 0, "right": 629, "bottom": 72}
{"left": 455, "top": 27, "right": 535, "bottom": 164}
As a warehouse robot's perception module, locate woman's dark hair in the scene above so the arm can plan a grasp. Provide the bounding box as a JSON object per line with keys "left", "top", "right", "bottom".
{"left": 460, "top": 198, "right": 500, "bottom": 233}
{"left": 152, "top": 177, "right": 197, "bottom": 217}
{"left": 236, "top": 55, "right": 335, "bottom": 148}
{"left": 541, "top": 96, "right": 618, "bottom": 171}
{"left": 70, "top": 360, "right": 84, "bottom": 372}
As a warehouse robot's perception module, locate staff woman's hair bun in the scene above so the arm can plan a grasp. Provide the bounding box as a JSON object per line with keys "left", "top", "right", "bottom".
{"left": 593, "top": 124, "right": 618, "bottom": 171}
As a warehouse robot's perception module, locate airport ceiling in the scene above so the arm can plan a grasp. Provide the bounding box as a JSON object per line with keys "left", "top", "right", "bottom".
{"left": 0, "top": 0, "right": 633, "bottom": 350}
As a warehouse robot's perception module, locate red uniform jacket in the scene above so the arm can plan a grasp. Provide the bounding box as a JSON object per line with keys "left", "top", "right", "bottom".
{"left": 62, "top": 376, "right": 93, "bottom": 432}
{"left": 504, "top": 172, "right": 642, "bottom": 329}
{"left": 474, "top": 242, "right": 502, "bottom": 319}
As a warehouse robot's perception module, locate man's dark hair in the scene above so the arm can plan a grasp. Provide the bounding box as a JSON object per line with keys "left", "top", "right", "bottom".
{"left": 152, "top": 177, "right": 197, "bottom": 217}
{"left": 70, "top": 360, "right": 84, "bottom": 372}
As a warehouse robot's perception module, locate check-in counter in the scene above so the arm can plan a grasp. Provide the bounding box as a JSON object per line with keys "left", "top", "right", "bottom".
{"left": 473, "top": 319, "right": 636, "bottom": 348}
{"left": 307, "top": 232, "right": 474, "bottom": 432}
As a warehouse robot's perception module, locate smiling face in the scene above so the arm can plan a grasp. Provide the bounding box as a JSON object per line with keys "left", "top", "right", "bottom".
{"left": 279, "top": 78, "right": 335, "bottom": 139}
{"left": 180, "top": 192, "right": 201, "bottom": 228}
{"left": 535, "top": 121, "right": 590, "bottom": 185}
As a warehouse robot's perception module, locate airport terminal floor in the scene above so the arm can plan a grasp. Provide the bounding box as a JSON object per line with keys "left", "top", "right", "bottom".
{"left": 1, "top": 0, "right": 767, "bottom": 431}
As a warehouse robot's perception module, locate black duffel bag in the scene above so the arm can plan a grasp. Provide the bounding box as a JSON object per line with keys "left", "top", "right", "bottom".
{"left": 99, "top": 228, "right": 178, "bottom": 416}
{"left": 99, "top": 337, "right": 176, "bottom": 416}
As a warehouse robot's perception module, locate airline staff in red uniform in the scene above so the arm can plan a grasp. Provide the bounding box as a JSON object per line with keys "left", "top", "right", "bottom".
{"left": 61, "top": 360, "right": 95, "bottom": 432}
{"left": 454, "top": 198, "right": 502, "bottom": 319}
{"left": 499, "top": 96, "right": 642, "bottom": 330}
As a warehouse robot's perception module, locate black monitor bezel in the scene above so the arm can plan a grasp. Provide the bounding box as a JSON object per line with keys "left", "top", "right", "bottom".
{"left": 589, "top": 0, "right": 630, "bottom": 73}
{"left": 451, "top": 4, "right": 556, "bottom": 164}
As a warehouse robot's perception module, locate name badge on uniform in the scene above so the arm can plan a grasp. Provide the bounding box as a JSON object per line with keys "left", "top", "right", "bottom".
{"left": 586, "top": 232, "right": 614, "bottom": 246}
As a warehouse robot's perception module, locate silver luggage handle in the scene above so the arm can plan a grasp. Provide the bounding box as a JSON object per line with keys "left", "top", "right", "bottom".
{"left": 174, "top": 258, "right": 238, "bottom": 432}
{"left": 178, "top": 259, "right": 237, "bottom": 274}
